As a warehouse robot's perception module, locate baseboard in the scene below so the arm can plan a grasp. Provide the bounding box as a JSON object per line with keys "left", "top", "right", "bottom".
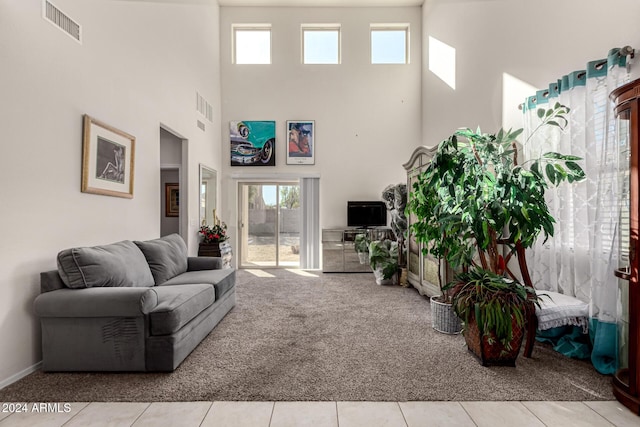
{"left": 0, "top": 361, "right": 42, "bottom": 390}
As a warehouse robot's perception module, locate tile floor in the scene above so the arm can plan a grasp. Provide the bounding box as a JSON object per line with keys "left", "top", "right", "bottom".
{"left": 0, "top": 400, "right": 638, "bottom": 426}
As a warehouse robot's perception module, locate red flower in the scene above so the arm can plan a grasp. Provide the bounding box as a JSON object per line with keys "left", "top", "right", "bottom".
{"left": 199, "top": 222, "right": 228, "bottom": 243}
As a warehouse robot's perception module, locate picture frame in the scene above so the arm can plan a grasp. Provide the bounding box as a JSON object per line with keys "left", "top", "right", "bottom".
{"left": 230, "top": 120, "right": 276, "bottom": 166}
{"left": 81, "top": 114, "right": 135, "bottom": 198}
{"left": 286, "top": 120, "right": 315, "bottom": 165}
{"left": 165, "top": 183, "right": 179, "bottom": 217}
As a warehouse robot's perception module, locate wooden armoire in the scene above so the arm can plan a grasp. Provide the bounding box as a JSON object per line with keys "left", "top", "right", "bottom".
{"left": 610, "top": 77, "right": 640, "bottom": 415}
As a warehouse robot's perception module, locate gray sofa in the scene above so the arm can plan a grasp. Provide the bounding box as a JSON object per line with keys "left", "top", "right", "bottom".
{"left": 34, "top": 233, "right": 235, "bottom": 372}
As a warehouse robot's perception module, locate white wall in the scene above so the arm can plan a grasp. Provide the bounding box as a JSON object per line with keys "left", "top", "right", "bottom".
{"left": 0, "top": 0, "right": 221, "bottom": 386}
{"left": 219, "top": 7, "right": 422, "bottom": 248}
{"left": 422, "top": 0, "right": 640, "bottom": 146}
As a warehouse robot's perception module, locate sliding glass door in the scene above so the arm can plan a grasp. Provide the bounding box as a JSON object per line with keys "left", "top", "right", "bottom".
{"left": 239, "top": 182, "right": 300, "bottom": 268}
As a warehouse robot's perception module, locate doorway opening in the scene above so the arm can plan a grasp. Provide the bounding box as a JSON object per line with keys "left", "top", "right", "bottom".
{"left": 239, "top": 182, "right": 300, "bottom": 268}
{"left": 159, "top": 127, "right": 187, "bottom": 241}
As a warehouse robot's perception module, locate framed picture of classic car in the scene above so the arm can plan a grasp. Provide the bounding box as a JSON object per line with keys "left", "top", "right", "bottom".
{"left": 286, "top": 120, "right": 315, "bottom": 165}
{"left": 230, "top": 121, "right": 276, "bottom": 166}
{"left": 81, "top": 114, "right": 135, "bottom": 198}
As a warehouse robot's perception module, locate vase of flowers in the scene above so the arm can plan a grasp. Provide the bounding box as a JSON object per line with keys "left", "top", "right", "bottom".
{"left": 198, "top": 222, "right": 228, "bottom": 257}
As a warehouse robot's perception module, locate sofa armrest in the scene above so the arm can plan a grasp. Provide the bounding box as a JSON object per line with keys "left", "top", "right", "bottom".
{"left": 187, "top": 256, "right": 222, "bottom": 271}
{"left": 34, "top": 287, "right": 159, "bottom": 318}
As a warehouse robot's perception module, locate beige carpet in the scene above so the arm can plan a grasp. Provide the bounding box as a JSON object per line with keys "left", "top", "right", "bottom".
{"left": 0, "top": 269, "right": 613, "bottom": 402}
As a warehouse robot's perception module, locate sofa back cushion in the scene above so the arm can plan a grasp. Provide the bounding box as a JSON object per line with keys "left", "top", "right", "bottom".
{"left": 57, "top": 240, "right": 155, "bottom": 289}
{"left": 134, "top": 234, "right": 188, "bottom": 285}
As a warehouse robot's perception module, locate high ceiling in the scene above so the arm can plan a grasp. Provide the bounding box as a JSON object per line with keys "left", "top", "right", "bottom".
{"left": 120, "top": 0, "right": 425, "bottom": 6}
{"left": 217, "top": 0, "right": 424, "bottom": 5}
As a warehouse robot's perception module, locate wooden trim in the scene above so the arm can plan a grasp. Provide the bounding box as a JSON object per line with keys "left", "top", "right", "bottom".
{"left": 81, "top": 114, "right": 135, "bottom": 199}
{"left": 402, "top": 145, "right": 438, "bottom": 171}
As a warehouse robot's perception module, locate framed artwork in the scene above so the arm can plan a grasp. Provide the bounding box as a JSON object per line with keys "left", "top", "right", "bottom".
{"left": 81, "top": 114, "right": 135, "bottom": 198}
{"left": 230, "top": 120, "right": 276, "bottom": 166}
{"left": 287, "top": 120, "right": 315, "bottom": 165}
{"left": 165, "top": 183, "right": 179, "bottom": 217}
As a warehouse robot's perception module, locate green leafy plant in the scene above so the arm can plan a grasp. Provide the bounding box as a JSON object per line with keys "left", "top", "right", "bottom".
{"left": 407, "top": 102, "right": 584, "bottom": 277}
{"left": 354, "top": 233, "right": 370, "bottom": 254}
{"left": 406, "top": 102, "right": 585, "bottom": 348}
{"left": 368, "top": 239, "right": 399, "bottom": 280}
{"left": 444, "top": 269, "right": 540, "bottom": 348}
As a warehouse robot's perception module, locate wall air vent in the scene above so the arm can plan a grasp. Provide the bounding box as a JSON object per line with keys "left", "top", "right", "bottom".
{"left": 196, "top": 92, "right": 213, "bottom": 123}
{"left": 42, "top": 0, "right": 81, "bottom": 44}
{"left": 197, "top": 120, "right": 206, "bottom": 132}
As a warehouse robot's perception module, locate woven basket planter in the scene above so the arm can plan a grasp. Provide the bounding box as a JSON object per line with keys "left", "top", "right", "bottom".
{"left": 430, "top": 296, "right": 462, "bottom": 334}
{"left": 463, "top": 313, "right": 525, "bottom": 366}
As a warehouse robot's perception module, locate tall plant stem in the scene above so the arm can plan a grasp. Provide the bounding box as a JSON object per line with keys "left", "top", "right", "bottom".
{"left": 477, "top": 244, "right": 489, "bottom": 270}
{"left": 488, "top": 230, "right": 500, "bottom": 273}
{"left": 471, "top": 142, "right": 483, "bottom": 166}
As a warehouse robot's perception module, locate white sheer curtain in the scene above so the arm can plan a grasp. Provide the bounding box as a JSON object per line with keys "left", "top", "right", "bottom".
{"left": 300, "top": 177, "right": 320, "bottom": 269}
{"left": 523, "top": 47, "right": 638, "bottom": 374}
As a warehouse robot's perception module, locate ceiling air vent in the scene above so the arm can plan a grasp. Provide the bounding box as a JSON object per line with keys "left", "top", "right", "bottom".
{"left": 42, "top": 0, "right": 81, "bottom": 44}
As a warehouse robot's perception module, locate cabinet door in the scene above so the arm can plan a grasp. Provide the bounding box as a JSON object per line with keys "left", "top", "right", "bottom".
{"left": 322, "top": 230, "right": 344, "bottom": 272}
{"left": 407, "top": 167, "right": 421, "bottom": 278}
{"left": 343, "top": 230, "right": 371, "bottom": 272}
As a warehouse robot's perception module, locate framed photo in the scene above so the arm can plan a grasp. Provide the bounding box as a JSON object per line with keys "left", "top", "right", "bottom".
{"left": 230, "top": 120, "right": 276, "bottom": 166}
{"left": 287, "top": 120, "right": 314, "bottom": 165}
{"left": 81, "top": 115, "right": 135, "bottom": 198}
{"left": 165, "top": 183, "right": 179, "bottom": 217}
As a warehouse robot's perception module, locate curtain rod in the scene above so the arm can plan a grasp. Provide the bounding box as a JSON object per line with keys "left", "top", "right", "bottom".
{"left": 517, "top": 46, "right": 635, "bottom": 111}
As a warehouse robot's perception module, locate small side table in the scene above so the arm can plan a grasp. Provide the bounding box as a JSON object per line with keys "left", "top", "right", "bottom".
{"left": 198, "top": 241, "right": 233, "bottom": 269}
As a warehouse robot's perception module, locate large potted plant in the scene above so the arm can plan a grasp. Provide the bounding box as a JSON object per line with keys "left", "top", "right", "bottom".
{"left": 368, "top": 239, "right": 399, "bottom": 285}
{"left": 407, "top": 103, "right": 585, "bottom": 365}
{"left": 407, "top": 169, "right": 462, "bottom": 334}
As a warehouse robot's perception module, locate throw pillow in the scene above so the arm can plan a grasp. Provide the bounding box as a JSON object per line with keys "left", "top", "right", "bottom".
{"left": 57, "top": 240, "right": 155, "bottom": 289}
{"left": 134, "top": 233, "right": 188, "bottom": 285}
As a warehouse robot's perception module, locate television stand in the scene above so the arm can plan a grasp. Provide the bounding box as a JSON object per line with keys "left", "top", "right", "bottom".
{"left": 322, "top": 227, "right": 393, "bottom": 273}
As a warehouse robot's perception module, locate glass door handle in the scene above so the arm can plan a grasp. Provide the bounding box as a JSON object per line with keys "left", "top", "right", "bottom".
{"left": 614, "top": 266, "right": 631, "bottom": 281}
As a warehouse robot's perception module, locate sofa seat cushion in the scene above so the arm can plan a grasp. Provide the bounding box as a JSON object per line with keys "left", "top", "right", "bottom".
{"left": 160, "top": 269, "right": 235, "bottom": 299}
{"left": 57, "top": 240, "right": 155, "bottom": 289}
{"left": 134, "top": 234, "right": 188, "bottom": 285}
{"left": 148, "top": 284, "right": 215, "bottom": 336}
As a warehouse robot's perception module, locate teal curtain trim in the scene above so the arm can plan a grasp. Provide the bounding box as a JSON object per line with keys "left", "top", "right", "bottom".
{"left": 536, "top": 326, "right": 591, "bottom": 360}
{"left": 559, "top": 75, "right": 569, "bottom": 94}
{"left": 589, "top": 318, "right": 617, "bottom": 375}
{"left": 548, "top": 81, "right": 560, "bottom": 99}
{"left": 524, "top": 95, "right": 538, "bottom": 112}
{"left": 568, "top": 70, "right": 587, "bottom": 88}
{"left": 535, "top": 89, "right": 549, "bottom": 106}
{"left": 608, "top": 47, "right": 627, "bottom": 68}
{"left": 524, "top": 47, "right": 626, "bottom": 107}
{"left": 587, "top": 59, "right": 607, "bottom": 78}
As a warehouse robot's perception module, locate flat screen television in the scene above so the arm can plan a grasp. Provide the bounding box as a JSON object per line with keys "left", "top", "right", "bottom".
{"left": 347, "top": 201, "right": 387, "bottom": 228}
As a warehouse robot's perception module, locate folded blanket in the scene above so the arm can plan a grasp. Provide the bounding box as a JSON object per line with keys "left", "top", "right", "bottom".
{"left": 536, "top": 290, "right": 589, "bottom": 333}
